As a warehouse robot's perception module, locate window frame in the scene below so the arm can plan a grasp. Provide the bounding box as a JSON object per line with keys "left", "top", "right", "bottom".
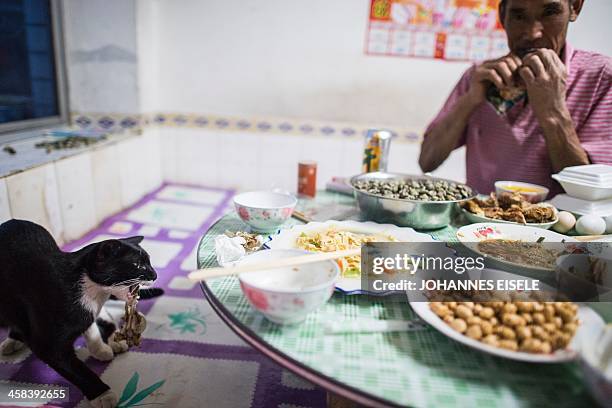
{"left": 0, "top": 0, "right": 69, "bottom": 138}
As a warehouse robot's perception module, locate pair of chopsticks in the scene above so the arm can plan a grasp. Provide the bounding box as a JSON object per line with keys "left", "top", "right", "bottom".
{"left": 188, "top": 247, "right": 361, "bottom": 281}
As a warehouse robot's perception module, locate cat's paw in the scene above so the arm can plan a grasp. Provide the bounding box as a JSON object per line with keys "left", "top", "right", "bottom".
{"left": 89, "top": 342, "right": 114, "bottom": 362}
{"left": 107, "top": 333, "right": 128, "bottom": 354}
{"left": 89, "top": 390, "right": 117, "bottom": 408}
{"left": 0, "top": 338, "right": 26, "bottom": 356}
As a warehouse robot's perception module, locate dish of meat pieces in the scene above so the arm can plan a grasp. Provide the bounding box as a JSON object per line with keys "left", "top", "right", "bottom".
{"left": 462, "top": 192, "right": 558, "bottom": 227}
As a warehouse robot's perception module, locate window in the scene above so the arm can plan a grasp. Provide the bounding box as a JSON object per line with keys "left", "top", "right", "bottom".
{"left": 0, "top": 0, "right": 68, "bottom": 136}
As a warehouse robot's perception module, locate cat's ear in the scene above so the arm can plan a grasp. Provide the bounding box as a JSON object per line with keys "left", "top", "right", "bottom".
{"left": 96, "top": 240, "right": 122, "bottom": 261}
{"left": 122, "top": 236, "right": 144, "bottom": 245}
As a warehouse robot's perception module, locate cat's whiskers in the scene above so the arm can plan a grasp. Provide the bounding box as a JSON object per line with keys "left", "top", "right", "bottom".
{"left": 108, "top": 278, "right": 141, "bottom": 288}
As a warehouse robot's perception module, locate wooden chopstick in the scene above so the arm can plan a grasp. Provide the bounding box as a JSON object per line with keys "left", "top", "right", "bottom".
{"left": 188, "top": 248, "right": 361, "bottom": 281}
{"left": 573, "top": 235, "right": 609, "bottom": 242}
{"left": 291, "top": 210, "right": 312, "bottom": 223}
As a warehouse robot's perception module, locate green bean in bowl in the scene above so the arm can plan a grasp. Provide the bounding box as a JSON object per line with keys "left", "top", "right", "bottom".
{"left": 352, "top": 178, "right": 473, "bottom": 202}
{"left": 350, "top": 173, "right": 477, "bottom": 229}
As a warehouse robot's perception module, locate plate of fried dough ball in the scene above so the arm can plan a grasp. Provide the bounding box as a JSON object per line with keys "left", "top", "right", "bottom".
{"left": 408, "top": 269, "right": 605, "bottom": 363}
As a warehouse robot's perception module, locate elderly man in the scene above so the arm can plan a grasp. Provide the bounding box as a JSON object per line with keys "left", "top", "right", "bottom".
{"left": 419, "top": 0, "right": 611, "bottom": 196}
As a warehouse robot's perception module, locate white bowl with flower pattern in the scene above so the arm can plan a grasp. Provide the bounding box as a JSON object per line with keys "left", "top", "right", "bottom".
{"left": 233, "top": 191, "right": 297, "bottom": 233}
{"left": 238, "top": 249, "right": 340, "bottom": 324}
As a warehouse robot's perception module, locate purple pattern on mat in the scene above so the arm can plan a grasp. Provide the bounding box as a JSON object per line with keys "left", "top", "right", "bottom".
{"left": 1, "top": 183, "right": 325, "bottom": 407}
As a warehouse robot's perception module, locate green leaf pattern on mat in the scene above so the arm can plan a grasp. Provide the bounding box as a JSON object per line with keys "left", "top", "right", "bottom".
{"left": 117, "top": 371, "right": 166, "bottom": 408}
{"left": 168, "top": 306, "right": 208, "bottom": 334}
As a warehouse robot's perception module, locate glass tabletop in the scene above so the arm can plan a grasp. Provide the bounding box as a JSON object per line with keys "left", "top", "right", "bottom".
{"left": 197, "top": 191, "right": 607, "bottom": 407}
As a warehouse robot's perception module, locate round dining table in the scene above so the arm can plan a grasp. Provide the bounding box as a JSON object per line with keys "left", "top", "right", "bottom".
{"left": 197, "top": 191, "right": 610, "bottom": 407}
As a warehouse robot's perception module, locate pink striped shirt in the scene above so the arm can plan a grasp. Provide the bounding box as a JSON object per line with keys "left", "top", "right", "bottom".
{"left": 425, "top": 44, "right": 612, "bottom": 196}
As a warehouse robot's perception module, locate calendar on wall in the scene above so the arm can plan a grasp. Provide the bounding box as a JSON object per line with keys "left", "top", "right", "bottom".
{"left": 366, "top": 0, "right": 509, "bottom": 61}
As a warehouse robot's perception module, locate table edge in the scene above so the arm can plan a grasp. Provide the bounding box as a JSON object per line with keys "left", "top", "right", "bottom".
{"left": 199, "top": 280, "right": 404, "bottom": 408}
{"left": 196, "top": 222, "right": 405, "bottom": 408}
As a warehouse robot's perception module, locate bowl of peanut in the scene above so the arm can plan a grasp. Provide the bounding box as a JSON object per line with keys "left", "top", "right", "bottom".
{"left": 408, "top": 268, "right": 606, "bottom": 363}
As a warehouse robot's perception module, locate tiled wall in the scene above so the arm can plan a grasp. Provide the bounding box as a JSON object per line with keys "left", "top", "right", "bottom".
{"left": 69, "top": 111, "right": 467, "bottom": 191}
{"left": 0, "top": 132, "right": 162, "bottom": 245}
{"left": 158, "top": 127, "right": 465, "bottom": 192}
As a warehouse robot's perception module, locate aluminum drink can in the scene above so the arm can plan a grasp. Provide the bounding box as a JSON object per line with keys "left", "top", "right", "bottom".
{"left": 362, "top": 129, "right": 392, "bottom": 173}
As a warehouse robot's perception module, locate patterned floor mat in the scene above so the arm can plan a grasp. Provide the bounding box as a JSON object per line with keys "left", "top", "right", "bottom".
{"left": 0, "top": 183, "right": 326, "bottom": 407}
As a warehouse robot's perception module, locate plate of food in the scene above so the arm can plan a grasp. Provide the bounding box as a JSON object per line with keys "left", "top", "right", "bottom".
{"left": 456, "top": 223, "right": 580, "bottom": 277}
{"left": 266, "top": 220, "right": 438, "bottom": 295}
{"left": 408, "top": 268, "right": 605, "bottom": 363}
{"left": 461, "top": 192, "right": 558, "bottom": 229}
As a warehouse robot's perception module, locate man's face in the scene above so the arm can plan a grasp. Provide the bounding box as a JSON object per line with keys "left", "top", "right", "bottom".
{"left": 501, "top": 0, "right": 579, "bottom": 57}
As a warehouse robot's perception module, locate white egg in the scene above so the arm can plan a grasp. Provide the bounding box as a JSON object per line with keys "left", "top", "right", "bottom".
{"left": 575, "top": 215, "right": 607, "bottom": 236}
{"left": 605, "top": 215, "right": 612, "bottom": 234}
{"left": 552, "top": 211, "right": 576, "bottom": 234}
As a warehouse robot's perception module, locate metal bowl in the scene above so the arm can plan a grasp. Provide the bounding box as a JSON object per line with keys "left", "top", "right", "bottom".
{"left": 350, "top": 172, "right": 477, "bottom": 230}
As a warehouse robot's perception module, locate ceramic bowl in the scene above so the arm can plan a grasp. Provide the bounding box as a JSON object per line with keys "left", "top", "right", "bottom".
{"left": 495, "top": 181, "right": 549, "bottom": 203}
{"left": 238, "top": 249, "right": 340, "bottom": 324}
{"left": 555, "top": 254, "right": 612, "bottom": 302}
{"left": 233, "top": 191, "right": 297, "bottom": 232}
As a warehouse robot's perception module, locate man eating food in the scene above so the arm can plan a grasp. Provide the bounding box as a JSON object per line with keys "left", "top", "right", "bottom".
{"left": 419, "top": 0, "right": 611, "bottom": 196}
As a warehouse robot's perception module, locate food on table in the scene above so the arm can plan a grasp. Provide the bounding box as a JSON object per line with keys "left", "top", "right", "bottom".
{"left": 462, "top": 192, "right": 557, "bottom": 224}
{"left": 225, "top": 230, "right": 263, "bottom": 253}
{"left": 495, "top": 181, "right": 549, "bottom": 204}
{"left": 295, "top": 228, "right": 396, "bottom": 278}
{"left": 352, "top": 178, "right": 472, "bottom": 202}
{"left": 501, "top": 185, "right": 545, "bottom": 194}
{"left": 575, "top": 215, "right": 607, "bottom": 236}
{"left": 553, "top": 211, "right": 577, "bottom": 234}
{"left": 428, "top": 294, "right": 579, "bottom": 354}
{"left": 476, "top": 239, "right": 560, "bottom": 269}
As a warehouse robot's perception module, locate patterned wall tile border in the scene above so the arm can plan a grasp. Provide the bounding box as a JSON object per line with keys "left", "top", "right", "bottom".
{"left": 70, "top": 112, "right": 423, "bottom": 144}
{"left": 71, "top": 112, "right": 143, "bottom": 134}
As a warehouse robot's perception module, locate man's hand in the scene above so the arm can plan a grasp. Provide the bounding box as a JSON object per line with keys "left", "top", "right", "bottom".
{"left": 467, "top": 54, "right": 523, "bottom": 105}
{"left": 518, "top": 48, "right": 589, "bottom": 171}
{"left": 519, "top": 49, "right": 569, "bottom": 124}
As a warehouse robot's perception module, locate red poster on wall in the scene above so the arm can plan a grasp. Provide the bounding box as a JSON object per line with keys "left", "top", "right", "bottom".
{"left": 366, "top": 0, "right": 508, "bottom": 61}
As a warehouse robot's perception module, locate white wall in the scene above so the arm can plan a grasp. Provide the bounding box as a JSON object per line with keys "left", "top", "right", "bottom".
{"left": 137, "top": 0, "right": 612, "bottom": 131}
{"left": 156, "top": 125, "right": 465, "bottom": 191}
{"left": 568, "top": 0, "right": 612, "bottom": 57}
{"left": 137, "top": 0, "right": 470, "bottom": 130}
{"left": 63, "top": 0, "right": 139, "bottom": 114}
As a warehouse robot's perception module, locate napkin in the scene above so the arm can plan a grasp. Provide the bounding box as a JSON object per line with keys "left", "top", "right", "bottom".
{"left": 214, "top": 235, "right": 247, "bottom": 267}
{"left": 214, "top": 234, "right": 264, "bottom": 267}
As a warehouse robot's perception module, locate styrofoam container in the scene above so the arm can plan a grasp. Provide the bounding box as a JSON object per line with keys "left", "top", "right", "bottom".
{"left": 552, "top": 174, "right": 612, "bottom": 200}
{"left": 559, "top": 164, "right": 612, "bottom": 184}
{"left": 550, "top": 194, "right": 612, "bottom": 217}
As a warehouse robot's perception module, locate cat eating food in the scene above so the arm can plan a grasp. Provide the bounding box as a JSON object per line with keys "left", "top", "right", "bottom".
{"left": 0, "top": 219, "right": 159, "bottom": 408}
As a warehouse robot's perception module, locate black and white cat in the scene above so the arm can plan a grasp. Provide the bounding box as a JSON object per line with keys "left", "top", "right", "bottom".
{"left": 0, "top": 219, "right": 159, "bottom": 408}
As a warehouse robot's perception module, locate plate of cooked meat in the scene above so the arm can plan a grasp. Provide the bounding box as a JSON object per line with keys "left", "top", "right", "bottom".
{"left": 461, "top": 192, "right": 558, "bottom": 229}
